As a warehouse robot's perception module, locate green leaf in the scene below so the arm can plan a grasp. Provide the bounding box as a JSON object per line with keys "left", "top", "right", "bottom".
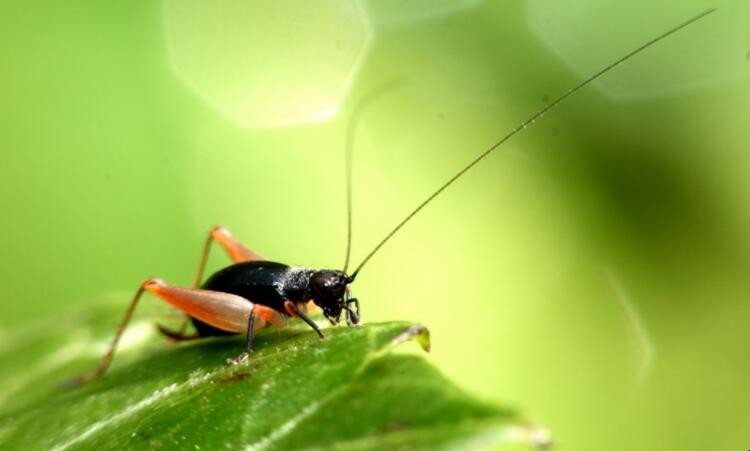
{"left": 0, "top": 305, "right": 549, "bottom": 450}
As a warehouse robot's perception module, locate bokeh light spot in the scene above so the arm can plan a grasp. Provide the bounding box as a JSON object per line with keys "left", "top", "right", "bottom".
{"left": 164, "top": 0, "right": 372, "bottom": 128}
{"left": 526, "top": 0, "right": 748, "bottom": 100}
{"left": 366, "top": 0, "right": 483, "bottom": 25}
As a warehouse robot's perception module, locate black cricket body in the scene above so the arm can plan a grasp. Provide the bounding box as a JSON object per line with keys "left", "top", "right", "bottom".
{"left": 196, "top": 261, "right": 358, "bottom": 338}
{"left": 76, "top": 9, "right": 715, "bottom": 384}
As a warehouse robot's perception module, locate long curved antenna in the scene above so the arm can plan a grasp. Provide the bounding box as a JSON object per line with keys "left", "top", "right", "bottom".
{"left": 342, "top": 80, "right": 406, "bottom": 273}
{"left": 350, "top": 8, "right": 716, "bottom": 279}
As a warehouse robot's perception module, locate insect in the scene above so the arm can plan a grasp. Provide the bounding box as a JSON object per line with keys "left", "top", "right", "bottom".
{"left": 77, "top": 9, "right": 716, "bottom": 383}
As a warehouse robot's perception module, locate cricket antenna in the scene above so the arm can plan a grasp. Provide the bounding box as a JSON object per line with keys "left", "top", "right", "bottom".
{"left": 342, "top": 80, "right": 405, "bottom": 274}
{"left": 350, "top": 8, "right": 716, "bottom": 280}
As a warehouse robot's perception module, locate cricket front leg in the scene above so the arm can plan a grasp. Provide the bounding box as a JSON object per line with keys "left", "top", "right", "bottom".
{"left": 284, "top": 300, "right": 325, "bottom": 339}
{"left": 228, "top": 305, "right": 287, "bottom": 365}
{"left": 346, "top": 297, "right": 360, "bottom": 326}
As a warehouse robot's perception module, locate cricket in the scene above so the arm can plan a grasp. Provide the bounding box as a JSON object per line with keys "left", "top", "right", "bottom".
{"left": 76, "top": 8, "right": 716, "bottom": 384}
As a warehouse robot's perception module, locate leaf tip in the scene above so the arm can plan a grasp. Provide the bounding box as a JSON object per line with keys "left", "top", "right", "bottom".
{"left": 391, "top": 324, "right": 431, "bottom": 352}
{"left": 513, "top": 424, "right": 553, "bottom": 449}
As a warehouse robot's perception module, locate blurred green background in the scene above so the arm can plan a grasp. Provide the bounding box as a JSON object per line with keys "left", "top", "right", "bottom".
{"left": 1, "top": 1, "right": 748, "bottom": 450}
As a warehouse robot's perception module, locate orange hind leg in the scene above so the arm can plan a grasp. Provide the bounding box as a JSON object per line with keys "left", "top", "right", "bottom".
{"left": 159, "top": 225, "right": 266, "bottom": 340}
{"left": 77, "top": 278, "right": 285, "bottom": 383}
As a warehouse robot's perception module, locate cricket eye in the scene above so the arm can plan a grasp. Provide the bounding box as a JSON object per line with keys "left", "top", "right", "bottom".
{"left": 311, "top": 272, "right": 336, "bottom": 297}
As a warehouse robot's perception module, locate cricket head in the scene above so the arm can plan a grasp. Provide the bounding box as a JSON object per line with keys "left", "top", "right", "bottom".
{"left": 309, "top": 270, "right": 359, "bottom": 326}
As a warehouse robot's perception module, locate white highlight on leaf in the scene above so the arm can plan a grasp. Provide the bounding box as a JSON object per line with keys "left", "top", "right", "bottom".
{"left": 454, "top": 424, "right": 551, "bottom": 450}
{"left": 0, "top": 322, "right": 156, "bottom": 407}
{"left": 244, "top": 387, "right": 344, "bottom": 451}
{"left": 0, "top": 327, "right": 7, "bottom": 351}
{"left": 504, "top": 425, "right": 553, "bottom": 448}
{"left": 603, "top": 267, "right": 656, "bottom": 387}
{"left": 51, "top": 369, "right": 216, "bottom": 451}
{"left": 50, "top": 383, "right": 180, "bottom": 451}
{"left": 0, "top": 332, "right": 94, "bottom": 406}
{"left": 109, "top": 321, "right": 156, "bottom": 353}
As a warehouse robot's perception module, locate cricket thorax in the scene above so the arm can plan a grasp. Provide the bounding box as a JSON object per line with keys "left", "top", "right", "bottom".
{"left": 279, "top": 267, "right": 358, "bottom": 325}
{"left": 277, "top": 267, "right": 316, "bottom": 301}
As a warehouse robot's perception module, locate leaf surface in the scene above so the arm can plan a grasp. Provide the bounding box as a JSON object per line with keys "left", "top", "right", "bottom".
{"left": 0, "top": 305, "right": 548, "bottom": 450}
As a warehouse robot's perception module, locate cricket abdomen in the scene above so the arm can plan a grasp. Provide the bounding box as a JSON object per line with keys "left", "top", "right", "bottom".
{"left": 192, "top": 260, "right": 311, "bottom": 337}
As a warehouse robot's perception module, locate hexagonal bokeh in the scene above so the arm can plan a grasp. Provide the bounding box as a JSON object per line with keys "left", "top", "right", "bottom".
{"left": 526, "top": 0, "right": 746, "bottom": 101}
{"left": 164, "top": 0, "right": 372, "bottom": 128}
{"left": 366, "top": 0, "right": 483, "bottom": 25}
